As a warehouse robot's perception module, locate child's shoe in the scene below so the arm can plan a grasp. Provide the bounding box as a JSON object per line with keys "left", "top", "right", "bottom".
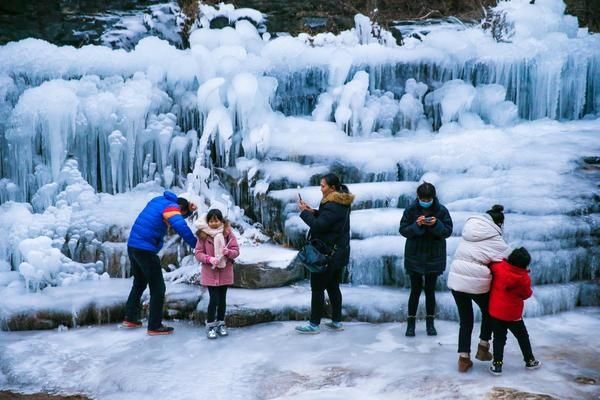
{"left": 475, "top": 342, "right": 493, "bottom": 361}
{"left": 216, "top": 321, "right": 228, "bottom": 337}
{"left": 295, "top": 323, "right": 320, "bottom": 334}
{"left": 489, "top": 361, "right": 503, "bottom": 376}
{"left": 206, "top": 322, "right": 218, "bottom": 339}
{"left": 525, "top": 359, "right": 541, "bottom": 370}
{"left": 324, "top": 321, "right": 344, "bottom": 331}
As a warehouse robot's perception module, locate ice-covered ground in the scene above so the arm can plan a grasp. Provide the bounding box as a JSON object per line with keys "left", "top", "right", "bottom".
{"left": 0, "top": 308, "right": 598, "bottom": 400}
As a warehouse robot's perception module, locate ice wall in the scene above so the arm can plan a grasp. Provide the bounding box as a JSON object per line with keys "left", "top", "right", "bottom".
{"left": 0, "top": 0, "right": 598, "bottom": 315}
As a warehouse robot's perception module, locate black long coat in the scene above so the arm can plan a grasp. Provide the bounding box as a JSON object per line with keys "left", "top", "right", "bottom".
{"left": 399, "top": 198, "right": 453, "bottom": 275}
{"left": 300, "top": 191, "right": 354, "bottom": 269}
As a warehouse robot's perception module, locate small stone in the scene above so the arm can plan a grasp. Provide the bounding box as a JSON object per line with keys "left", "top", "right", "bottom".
{"left": 486, "top": 387, "right": 558, "bottom": 400}
{"left": 575, "top": 376, "right": 597, "bottom": 385}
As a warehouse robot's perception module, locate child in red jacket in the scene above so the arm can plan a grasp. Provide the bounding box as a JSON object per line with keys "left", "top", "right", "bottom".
{"left": 488, "top": 247, "right": 541, "bottom": 376}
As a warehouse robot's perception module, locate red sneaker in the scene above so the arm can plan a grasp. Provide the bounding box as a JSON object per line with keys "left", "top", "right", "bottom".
{"left": 147, "top": 325, "right": 174, "bottom": 336}
{"left": 122, "top": 319, "right": 143, "bottom": 329}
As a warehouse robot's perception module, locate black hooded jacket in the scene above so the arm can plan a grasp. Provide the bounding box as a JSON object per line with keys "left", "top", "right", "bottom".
{"left": 399, "top": 197, "right": 453, "bottom": 275}
{"left": 300, "top": 191, "right": 355, "bottom": 269}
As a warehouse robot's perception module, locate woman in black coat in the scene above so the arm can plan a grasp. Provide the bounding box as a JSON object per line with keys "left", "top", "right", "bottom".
{"left": 295, "top": 173, "right": 354, "bottom": 334}
{"left": 400, "top": 182, "right": 453, "bottom": 337}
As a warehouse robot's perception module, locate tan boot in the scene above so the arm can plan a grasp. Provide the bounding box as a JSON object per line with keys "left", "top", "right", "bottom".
{"left": 458, "top": 356, "right": 473, "bottom": 372}
{"left": 475, "top": 343, "right": 493, "bottom": 361}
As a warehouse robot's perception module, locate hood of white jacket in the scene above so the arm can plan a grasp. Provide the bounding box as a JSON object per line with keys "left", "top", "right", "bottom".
{"left": 462, "top": 214, "right": 502, "bottom": 242}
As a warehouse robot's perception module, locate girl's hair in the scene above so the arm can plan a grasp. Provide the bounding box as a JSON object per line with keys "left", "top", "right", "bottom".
{"left": 417, "top": 181, "right": 436, "bottom": 199}
{"left": 196, "top": 209, "right": 230, "bottom": 236}
{"left": 486, "top": 204, "right": 505, "bottom": 227}
{"left": 321, "top": 173, "right": 344, "bottom": 192}
{"left": 507, "top": 247, "right": 531, "bottom": 269}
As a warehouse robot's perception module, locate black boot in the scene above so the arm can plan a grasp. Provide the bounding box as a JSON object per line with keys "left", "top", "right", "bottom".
{"left": 426, "top": 315, "right": 437, "bottom": 336}
{"left": 405, "top": 316, "right": 416, "bottom": 337}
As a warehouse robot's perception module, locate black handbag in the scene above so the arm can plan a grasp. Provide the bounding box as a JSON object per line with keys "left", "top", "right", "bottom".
{"left": 297, "top": 209, "right": 350, "bottom": 274}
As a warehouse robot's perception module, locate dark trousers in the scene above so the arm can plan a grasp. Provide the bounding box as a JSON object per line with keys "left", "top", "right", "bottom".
{"left": 408, "top": 273, "right": 438, "bottom": 316}
{"left": 451, "top": 290, "right": 493, "bottom": 353}
{"left": 492, "top": 317, "right": 535, "bottom": 363}
{"left": 125, "top": 247, "right": 166, "bottom": 330}
{"left": 207, "top": 286, "right": 228, "bottom": 323}
{"left": 310, "top": 266, "right": 344, "bottom": 325}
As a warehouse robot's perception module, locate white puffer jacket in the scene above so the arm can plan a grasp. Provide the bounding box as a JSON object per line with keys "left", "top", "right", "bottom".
{"left": 447, "top": 214, "right": 510, "bottom": 294}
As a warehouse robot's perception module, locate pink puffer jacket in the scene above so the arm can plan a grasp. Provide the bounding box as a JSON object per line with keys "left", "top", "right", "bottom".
{"left": 194, "top": 230, "right": 240, "bottom": 287}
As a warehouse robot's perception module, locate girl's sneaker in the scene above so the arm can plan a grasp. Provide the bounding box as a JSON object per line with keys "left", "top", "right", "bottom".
{"left": 324, "top": 321, "right": 344, "bottom": 331}
{"left": 525, "top": 359, "right": 541, "bottom": 370}
{"left": 295, "top": 323, "right": 320, "bottom": 334}
{"left": 206, "top": 326, "right": 218, "bottom": 339}
{"left": 217, "top": 321, "right": 228, "bottom": 337}
{"left": 489, "top": 361, "right": 503, "bottom": 376}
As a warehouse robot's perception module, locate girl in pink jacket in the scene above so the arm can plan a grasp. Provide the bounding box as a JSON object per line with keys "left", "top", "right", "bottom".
{"left": 194, "top": 209, "right": 240, "bottom": 339}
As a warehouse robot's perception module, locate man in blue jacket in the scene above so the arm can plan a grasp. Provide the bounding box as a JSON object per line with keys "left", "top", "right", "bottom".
{"left": 123, "top": 191, "right": 198, "bottom": 335}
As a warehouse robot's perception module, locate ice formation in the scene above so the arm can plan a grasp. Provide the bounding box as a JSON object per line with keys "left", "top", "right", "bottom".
{"left": 0, "top": 0, "right": 597, "bottom": 319}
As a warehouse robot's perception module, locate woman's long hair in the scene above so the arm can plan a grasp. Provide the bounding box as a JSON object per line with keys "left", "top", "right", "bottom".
{"left": 322, "top": 173, "right": 348, "bottom": 193}
{"left": 486, "top": 204, "right": 505, "bottom": 227}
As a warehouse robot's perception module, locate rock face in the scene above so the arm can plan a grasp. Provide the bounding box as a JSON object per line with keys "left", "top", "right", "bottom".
{"left": 233, "top": 259, "right": 305, "bottom": 289}
{"left": 1, "top": 304, "right": 126, "bottom": 331}
{"left": 485, "top": 387, "right": 559, "bottom": 400}
{"left": 0, "top": 0, "right": 597, "bottom": 47}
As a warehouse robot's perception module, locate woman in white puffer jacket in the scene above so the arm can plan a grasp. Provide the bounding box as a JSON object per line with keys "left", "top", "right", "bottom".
{"left": 448, "top": 205, "right": 510, "bottom": 373}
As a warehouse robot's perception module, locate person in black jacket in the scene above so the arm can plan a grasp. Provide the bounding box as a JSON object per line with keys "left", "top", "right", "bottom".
{"left": 295, "top": 173, "right": 355, "bottom": 334}
{"left": 399, "top": 182, "right": 453, "bottom": 337}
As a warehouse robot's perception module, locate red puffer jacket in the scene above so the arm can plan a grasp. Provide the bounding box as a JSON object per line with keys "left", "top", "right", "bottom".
{"left": 489, "top": 260, "right": 533, "bottom": 321}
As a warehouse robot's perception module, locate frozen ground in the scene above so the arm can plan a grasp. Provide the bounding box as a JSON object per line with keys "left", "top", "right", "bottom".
{"left": 0, "top": 308, "right": 598, "bottom": 400}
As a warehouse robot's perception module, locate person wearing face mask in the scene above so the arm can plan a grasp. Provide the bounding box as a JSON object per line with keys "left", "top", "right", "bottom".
{"left": 447, "top": 204, "right": 510, "bottom": 372}
{"left": 124, "top": 191, "right": 198, "bottom": 335}
{"left": 399, "top": 182, "right": 453, "bottom": 338}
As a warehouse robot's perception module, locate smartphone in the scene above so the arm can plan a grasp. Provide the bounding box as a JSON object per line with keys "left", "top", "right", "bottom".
{"left": 424, "top": 216, "right": 435, "bottom": 223}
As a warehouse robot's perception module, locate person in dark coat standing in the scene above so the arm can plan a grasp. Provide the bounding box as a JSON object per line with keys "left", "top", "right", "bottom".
{"left": 124, "top": 191, "right": 197, "bottom": 335}
{"left": 399, "top": 182, "right": 453, "bottom": 337}
{"left": 295, "top": 173, "right": 355, "bottom": 334}
{"left": 488, "top": 247, "right": 541, "bottom": 375}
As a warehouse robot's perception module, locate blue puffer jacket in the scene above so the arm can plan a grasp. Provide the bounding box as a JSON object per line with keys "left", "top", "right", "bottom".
{"left": 128, "top": 191, "right": 197, "bottom": 253}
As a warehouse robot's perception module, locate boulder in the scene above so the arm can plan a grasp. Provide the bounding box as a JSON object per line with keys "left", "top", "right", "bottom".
{"left": 233, "top": 245, "right": 303, "bottom": 288}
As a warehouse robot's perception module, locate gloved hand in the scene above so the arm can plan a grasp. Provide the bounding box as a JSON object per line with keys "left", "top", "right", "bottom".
{"left": 208, "top": 256, "right": 220, "bottom": 266}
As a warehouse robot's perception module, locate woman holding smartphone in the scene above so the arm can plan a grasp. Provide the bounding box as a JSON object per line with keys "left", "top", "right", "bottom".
{"left": 295, "top": 173, "right": 354, "bottom": 334}
{"left": 399, "top": 182, "right": 453, "bottom": 337}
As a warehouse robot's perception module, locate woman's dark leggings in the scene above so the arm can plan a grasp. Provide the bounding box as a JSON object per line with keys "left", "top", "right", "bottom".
{"left": 451, "top": 290, "right": 493, "bottom": 353}
{"left": 207, "top": 286, "right": 228, "bottom": 323}
{"left": 408, "top": 273, "right": 438, "bottom": 316}
{"left": 310, "top": 266, "right": 344, "bottom": 325}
